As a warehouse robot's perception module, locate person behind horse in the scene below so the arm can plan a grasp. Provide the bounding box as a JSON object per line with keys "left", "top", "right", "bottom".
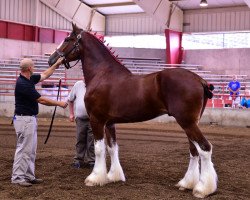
{"left": 68, "top": 80, "right": 95, "bottom": 168}
{"left": 240, "top": 89, "right": 250, "bottom": 108}
{"left": 228, "top": 75, "right": 241, "bottom": 108}
{"left": 11, "top": 57, "right": 68, "bottom": 187}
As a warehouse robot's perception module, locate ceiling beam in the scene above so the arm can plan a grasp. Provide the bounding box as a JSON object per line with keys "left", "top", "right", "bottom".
{"left": 87, "top": 2, "right": 136, "bottom": 8}
{"left": 244, "top": 0, "right": 250, "bottom": 8}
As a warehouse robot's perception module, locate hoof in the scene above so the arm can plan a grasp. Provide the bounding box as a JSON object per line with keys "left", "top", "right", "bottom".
{"left": 192, "top": 181, "right": 216, "bottom": 199}
{"left": 107, "top": 171, "right": 126, "bottom": 183}
{"left": 84, "top": 173, "right": 108, "bottom": 186}
{"left": 176, "top": 185, "right": 186, "bottom": 191}
{"left": 175, "top": 179, "right": 196, "bottom": 191}
{"left": 193, "top": 189, "right": 207, "bottom": 199}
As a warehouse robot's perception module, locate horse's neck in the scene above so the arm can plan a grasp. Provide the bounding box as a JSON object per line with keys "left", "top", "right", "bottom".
{"left": 81, "top": 35, "right": 131, "bottom": 85}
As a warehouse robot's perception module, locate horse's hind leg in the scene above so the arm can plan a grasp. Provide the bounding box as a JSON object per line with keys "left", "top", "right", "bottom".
{"left": 85, "top": 121, "right": 108, "bottom": 186}
{"left": 105, "top": 123, "right": 125, "bottom": 183}
{"left": 178, "top": 123, "right": 218, "bottom": 198}
{"left": 176, "top": 141, "right": 199, "bottom": 191}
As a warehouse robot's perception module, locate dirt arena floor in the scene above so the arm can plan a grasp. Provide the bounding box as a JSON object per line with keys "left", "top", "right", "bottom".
{"left": 0, "top": 117, "right": 249, "bottom": 200}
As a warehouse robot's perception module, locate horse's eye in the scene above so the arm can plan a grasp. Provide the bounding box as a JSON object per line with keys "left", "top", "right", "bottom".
{"left": 64, "top": 38, "right": 71, "bottom": 42}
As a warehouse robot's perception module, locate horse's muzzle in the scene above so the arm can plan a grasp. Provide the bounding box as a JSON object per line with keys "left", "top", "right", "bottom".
{"left": 48, "top": 52, "right": 61, "bottom": 66}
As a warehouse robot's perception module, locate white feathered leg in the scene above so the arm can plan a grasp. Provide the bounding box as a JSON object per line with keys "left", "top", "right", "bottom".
{"left": 192, "top": 142, "right": 218, "bottom": 198}
{"left": 107, "top": 143, "right": 125, "bottom": 182}
{"left": 85, "top": 139, "right": 108, "bottom": 186}
{"left": 176, "top": 154, "right": 199, "bottom": 190}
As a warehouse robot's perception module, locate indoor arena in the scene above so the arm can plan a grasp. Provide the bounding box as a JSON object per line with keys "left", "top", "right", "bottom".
{"left": 0, "top": 0, "right": 249, "bottom": 199}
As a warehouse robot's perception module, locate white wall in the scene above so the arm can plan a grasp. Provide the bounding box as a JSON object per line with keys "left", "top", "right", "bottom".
{"left": 185, "top": 48, "right": 250, "bottom": 78}
{"left": 0, "top": 0, "right": 36, "bottom": 24}
{"left": 113, "top": 47, "right": 166, "bottom": 61}
{"left": 0, "top": 0, "right": 105, "bottom": 32}
{"left": 0, "top": 38, "right": 58, "bottom": 60}
{"left": 41, "top": 0, "right": 105, "bottom": 32}
{"left": 184, "top": 6, "right": 250, "bottom": 33}
{"left": 106, "top": 13, "right": 165, "bottom": 35}
{"left": 134, "top": 0, "right": 183, "bottom": 32}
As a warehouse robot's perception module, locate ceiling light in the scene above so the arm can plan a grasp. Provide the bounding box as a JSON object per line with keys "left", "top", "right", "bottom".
{"left": 200, "top": 0, "right": 208, "bottom": 7}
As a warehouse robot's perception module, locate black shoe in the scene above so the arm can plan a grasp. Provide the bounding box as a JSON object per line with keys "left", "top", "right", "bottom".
{"left": 13, "top": 181, "right": 32, "bottom": 187}
{"left": 29, "top": 178, "right": 43, "bottom": 184}
{"left": 84, "top": 163, "right": 95, "bottom": 169}
{"left": 71, "top": 162, "right": 82, "bottom": 169}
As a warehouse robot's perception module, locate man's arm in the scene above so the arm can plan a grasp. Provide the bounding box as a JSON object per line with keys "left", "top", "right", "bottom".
{"left": 40, "top": 57, "right": 64, "bottom": 82}
{"left": 37, "top": 96, "right": 68, "bottom": 108}
{"left": 68, "top": 101, "right": 75, "bottom": 122}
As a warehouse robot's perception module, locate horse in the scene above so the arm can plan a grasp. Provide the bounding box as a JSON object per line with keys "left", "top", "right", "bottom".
{"left": 48, "top": 23, "right": 217, "bottom": 198}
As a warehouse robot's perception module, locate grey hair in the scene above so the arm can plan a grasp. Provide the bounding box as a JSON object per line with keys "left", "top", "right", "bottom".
{"left": 20, "top": 58, "right": 34, "bottom": 72}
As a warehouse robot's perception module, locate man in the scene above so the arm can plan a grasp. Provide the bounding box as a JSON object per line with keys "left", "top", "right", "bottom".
{"left": 228, "top": 75, "right": 241, "bottom": 108}
{"left": 68, "top": 80, "right": 95, "bottom": 169}
{"left": 11, "top": 57, "right": 68, "bottom": 187}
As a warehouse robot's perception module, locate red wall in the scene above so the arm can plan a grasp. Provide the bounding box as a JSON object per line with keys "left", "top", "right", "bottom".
{"left": 165, "top": 29, "right": 183, "bottom": 64}
{"left": 0, "top": 21, "right": 7, "bottom": 38}
{"left": 54, "top": 31, "right": 69, "bottom": 44}
{"left": 0, "top": 20, "right": 69, "bottom": 44}
{"left": 39, "top": 28, "right": 54, "bottom": 43}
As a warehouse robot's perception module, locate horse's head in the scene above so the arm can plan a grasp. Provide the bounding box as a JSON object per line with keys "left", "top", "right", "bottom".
{"left": 48, "top": 23, "right": 83, "bottom": 69}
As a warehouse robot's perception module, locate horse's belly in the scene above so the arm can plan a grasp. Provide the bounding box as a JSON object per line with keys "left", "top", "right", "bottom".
{"left": 111, "top": 105, "right": 167, "bottom": 123}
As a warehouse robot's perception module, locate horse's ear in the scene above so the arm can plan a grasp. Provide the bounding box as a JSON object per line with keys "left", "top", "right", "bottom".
{"left": 72, "top": 22, "right": 76, "bottom": 31}
{"left": 72, "top": 22, "right": 80, "bottom": 32}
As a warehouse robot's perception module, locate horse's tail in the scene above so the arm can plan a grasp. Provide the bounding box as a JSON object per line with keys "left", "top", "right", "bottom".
{"left": 204, "top": 83, "right": 214, "bottom": 99}
{"left": 200, "top": 79, "right": 214, "bottom": 118}
{"left": 200, "top": 77, "right": 214, "bottom": 99}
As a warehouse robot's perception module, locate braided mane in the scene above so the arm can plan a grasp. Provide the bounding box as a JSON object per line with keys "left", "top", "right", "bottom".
{"left": 86, "top": 31, "right": 124, "bottom": 66}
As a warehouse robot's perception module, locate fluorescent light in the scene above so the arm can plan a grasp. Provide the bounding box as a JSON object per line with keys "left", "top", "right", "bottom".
{"left": 200, "top": 0, "right": 208, "bottom": 7}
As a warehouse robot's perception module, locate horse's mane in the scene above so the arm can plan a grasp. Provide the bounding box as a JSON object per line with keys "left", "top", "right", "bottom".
{"left": 85, "top": 31, "right": 126, "bottom": 67}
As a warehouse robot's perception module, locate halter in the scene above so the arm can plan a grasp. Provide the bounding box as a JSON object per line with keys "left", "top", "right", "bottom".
{"left": 56, "top": 31, "right": 83, "bottom": 69}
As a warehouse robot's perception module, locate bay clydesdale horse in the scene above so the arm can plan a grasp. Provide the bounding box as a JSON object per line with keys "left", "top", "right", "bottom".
{"left": 48, "top": 24, "right": 217, "bottom": 198}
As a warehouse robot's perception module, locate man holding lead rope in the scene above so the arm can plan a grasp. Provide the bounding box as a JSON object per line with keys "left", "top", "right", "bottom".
{"left": 11, "top": 57, "right": 68, "bottom": 187}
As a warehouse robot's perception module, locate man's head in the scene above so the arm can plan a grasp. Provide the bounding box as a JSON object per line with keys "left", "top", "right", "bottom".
{"left": 20, "top": 58, "right": 34, "bottom": 75}
{"left": 232, "top": 75, "right": 237, "bottom": 81}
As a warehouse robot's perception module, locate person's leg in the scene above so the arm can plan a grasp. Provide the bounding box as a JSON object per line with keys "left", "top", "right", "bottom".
{"left": 74, "top": 118, "right": 87, "bottom": 166}
{"left": 25, "top": 116, "right": 38, "bottom": 181}
{"left": 12, "top": 116, "right": 36, "bottom": 183}
{"left": 84, "top": 120, "right": 95, "bottom": 165}
{"left": 235, "top": 96, "right": 241, "bottom": 108}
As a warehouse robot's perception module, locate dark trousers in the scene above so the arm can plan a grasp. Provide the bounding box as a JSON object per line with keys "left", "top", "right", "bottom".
{"left": 74, "top": 117, "right": 95, "bottom": 164}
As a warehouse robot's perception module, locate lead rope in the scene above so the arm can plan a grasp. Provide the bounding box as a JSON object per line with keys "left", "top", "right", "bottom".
{"left": 44, "top": 78, "right": 62, "bottom": 144}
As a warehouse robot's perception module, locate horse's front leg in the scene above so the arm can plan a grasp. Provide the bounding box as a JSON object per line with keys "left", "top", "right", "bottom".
{"left": 85, "top": 120, "right": 108, "bottom": 186}
{"left": 105, "top": 123, "right": 125, "bottom": 183}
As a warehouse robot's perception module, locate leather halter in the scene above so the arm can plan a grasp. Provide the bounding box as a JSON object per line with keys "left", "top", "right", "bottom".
{"left": 57, "top": 31, "right": 83, "bottom": 69}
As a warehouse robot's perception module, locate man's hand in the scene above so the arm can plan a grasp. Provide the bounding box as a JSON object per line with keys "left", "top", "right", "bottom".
{"left": 69, "top": 114, "right": 74, "bottom": 122}
{"left": 54, "top": 57, "right": 64, "bottom": 69}
{"left": 40, "top": 57, "right": 65, "bottom": 82}
{"left": 58, "top": 101, "right": 68, "bottom": 108}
